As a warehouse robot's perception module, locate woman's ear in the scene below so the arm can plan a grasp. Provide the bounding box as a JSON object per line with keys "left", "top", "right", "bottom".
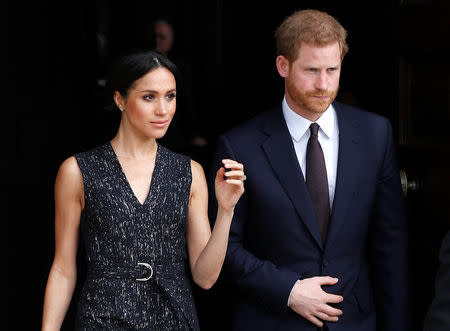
{"left": 276, "top": 55, "right": 289, "bottom": 78}
{"left": 113, "top": 91, "right": 125, "bottom": 111}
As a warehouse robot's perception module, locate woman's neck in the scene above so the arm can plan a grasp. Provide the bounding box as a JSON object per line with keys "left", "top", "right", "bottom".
{"left": 110, "top": 128, "right": 157, "bottom": 160}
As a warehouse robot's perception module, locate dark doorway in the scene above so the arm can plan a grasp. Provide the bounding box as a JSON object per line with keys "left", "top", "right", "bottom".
{"left": 393, "top": 2, "right": 450, "bottom": 329}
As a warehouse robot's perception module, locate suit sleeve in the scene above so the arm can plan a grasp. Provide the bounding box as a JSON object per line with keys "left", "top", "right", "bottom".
{"left": 423, "top": 231, "right": 450, "bottom": 331}
{"left": 209, "top": 135, "right": 300, "bottom": 313}
{"left": 368, "top": 119, "right": 409, "bottom": 330}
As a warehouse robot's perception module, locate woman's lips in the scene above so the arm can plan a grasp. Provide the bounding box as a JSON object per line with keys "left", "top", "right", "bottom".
{"left": 150, "top": 120, "right": 168, "bottom": 128}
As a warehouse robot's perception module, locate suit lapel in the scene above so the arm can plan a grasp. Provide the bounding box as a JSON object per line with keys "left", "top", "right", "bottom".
{"left": 261, "top": 109, "right": 323, "bottom": 250}
{"left": 325, "top": 103, "right": 361, "bottom": 250}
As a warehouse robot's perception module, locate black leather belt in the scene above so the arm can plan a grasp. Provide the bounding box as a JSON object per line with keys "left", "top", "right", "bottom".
{"left": 87, "top": 260, "right": 184, "bottom": 281}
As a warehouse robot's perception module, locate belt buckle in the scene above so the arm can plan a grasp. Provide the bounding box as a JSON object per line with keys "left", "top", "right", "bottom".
{"left": 136, "top": 262, "right": 153, "bottom": 281}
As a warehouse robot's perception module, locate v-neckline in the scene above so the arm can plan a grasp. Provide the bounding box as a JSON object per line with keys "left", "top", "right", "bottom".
{"left": 107, "top": 141, "right": 160, "bottom": 207}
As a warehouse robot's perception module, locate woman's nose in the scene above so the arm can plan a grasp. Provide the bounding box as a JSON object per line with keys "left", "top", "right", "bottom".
{"left": 155, "top": 99, "right": 168, "bottom": 115}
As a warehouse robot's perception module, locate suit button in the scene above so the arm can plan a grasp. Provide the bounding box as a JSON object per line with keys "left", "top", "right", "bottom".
{"left": 322, "top": 259, "right": 328, "bottom": 267}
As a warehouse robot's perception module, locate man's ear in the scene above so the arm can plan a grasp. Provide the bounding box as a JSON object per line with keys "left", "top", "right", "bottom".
{"left": 276, "top": 55, "right": 289, "bottom": 78}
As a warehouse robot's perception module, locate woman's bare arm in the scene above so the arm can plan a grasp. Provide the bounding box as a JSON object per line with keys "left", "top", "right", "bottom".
{"left": 186, "top": 159, "right": 244, "bottom": 290}
{"left": 42, "top": 157, "right": 83, "bottom": 331}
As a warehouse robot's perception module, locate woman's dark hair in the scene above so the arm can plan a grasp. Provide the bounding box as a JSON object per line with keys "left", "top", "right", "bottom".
{"left": 105, "top": 50, "right": 178, "bottom": 111}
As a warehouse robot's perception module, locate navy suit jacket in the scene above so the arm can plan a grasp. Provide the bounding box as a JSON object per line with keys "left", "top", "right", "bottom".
{"left": 211, "top": 102, "right": 408, "bottom": 331}
{"left": 423, "top": 230, "right": 450, "bottom": 331}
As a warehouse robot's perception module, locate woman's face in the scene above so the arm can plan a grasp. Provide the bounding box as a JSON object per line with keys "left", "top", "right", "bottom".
{"left": 116, "top": 67, "right": 176, "bottom": 139}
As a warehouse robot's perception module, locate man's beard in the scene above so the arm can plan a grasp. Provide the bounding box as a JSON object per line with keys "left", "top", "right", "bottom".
{"left": 288, "top": 81, "right": 339, "bottom": 115}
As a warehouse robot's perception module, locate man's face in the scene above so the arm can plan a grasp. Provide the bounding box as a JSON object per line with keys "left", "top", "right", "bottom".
{"left": 154, "top": 22, "right": 174, "bottom": 55}
{"left": 277, "top": 42, "right": 341, "bottom": 121}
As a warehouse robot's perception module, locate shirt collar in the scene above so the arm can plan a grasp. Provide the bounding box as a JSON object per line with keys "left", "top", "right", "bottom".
{"left": 282, "top": 96, "right": 336, "bottom": 142}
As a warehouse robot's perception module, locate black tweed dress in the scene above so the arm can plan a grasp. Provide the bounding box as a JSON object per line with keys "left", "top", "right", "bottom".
{"left": 74, "top": 142, "right": 199, "bottom": 330}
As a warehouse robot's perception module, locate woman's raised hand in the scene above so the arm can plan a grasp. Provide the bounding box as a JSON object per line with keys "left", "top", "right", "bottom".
{"left": 215, "top": 159, "right": 245, "bottom": 212}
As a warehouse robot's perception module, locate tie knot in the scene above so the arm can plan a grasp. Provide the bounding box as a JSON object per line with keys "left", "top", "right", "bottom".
{"left": 310, "top": 123, "right": 319, "bottom": 137}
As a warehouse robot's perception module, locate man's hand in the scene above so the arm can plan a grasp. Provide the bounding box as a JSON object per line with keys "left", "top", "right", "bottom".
{"left": 288, "top": 276, "right": 344, "bottom": 327}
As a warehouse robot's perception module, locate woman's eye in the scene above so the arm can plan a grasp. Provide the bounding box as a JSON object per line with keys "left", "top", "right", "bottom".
{"left": 143, "top": 95, "right": 154, "bottom": 101}
{"left": 166, "top": 93, "right": 176, "bottom": 100}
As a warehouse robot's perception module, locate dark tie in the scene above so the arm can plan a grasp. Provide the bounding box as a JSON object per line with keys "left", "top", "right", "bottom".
{"left": 306, "top": 123, "right": 330, "bottom": 242}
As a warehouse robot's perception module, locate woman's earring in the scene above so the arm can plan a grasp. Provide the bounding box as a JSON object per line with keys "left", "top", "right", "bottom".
{"left": 119, "top": 107, "right": 124, "bottom": 112}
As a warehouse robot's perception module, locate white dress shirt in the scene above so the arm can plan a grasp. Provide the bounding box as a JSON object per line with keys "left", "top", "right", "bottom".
{"left": 282, "top": 96, "right": 339, "bottom": 208}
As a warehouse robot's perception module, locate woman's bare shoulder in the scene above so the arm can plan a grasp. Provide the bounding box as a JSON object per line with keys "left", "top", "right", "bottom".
{"left": 55, "top": 156, "right": 83, "bottom": 192}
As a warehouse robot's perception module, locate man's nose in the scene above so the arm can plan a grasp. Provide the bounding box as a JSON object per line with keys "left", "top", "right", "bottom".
{"left": 315, "top": 71, "right": 328, "bottom": 91}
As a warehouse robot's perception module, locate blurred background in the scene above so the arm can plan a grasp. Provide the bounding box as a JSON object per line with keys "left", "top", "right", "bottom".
{"left": 7, "top": 0, "right": 450, "bottom": 329}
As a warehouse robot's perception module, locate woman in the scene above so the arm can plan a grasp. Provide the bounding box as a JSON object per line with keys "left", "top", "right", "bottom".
{"left": 42, "top": 51, "right": 245, "bottom": 330}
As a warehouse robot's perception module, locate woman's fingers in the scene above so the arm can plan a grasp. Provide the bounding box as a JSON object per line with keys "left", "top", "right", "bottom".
{"left": 222, "top": 159, "right": 244, "bottom": 170}
{"left": 223, "top": 179, "right": 245, "bottom": 185}
{"left": 220, "top": 159, "right": 245, "bottom": 183}
{"left": 223, "top": 170, "right": 245, "bottom": 178}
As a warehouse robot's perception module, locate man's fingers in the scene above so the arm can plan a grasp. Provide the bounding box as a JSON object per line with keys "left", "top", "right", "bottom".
{"left": 317, "top": 276, "right": 339, "bottom": 285}
{"left": 320, "top": 303, "right": 343, "bottom": 317}
{"left": 290, "top": 276, "right": 344, "bottom": 327}
{"left": 306, "top": 314, "right": 323, "bottom": 327}
{"left": 326, "top": 293, "right": 344, "bottom": 304}
{"left": 315, "top": 311, "right": 339, "bottom": 322}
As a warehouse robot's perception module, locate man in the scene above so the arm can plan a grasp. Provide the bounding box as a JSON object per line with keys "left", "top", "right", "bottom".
{"left": 153, "top": 19, "right": 175, "bottom": 56}
{"left": 211, "top": 9, "right": 408, "bottom": 330}
{"left": 423, "top": 230, "right": 450, "bottom": 331}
